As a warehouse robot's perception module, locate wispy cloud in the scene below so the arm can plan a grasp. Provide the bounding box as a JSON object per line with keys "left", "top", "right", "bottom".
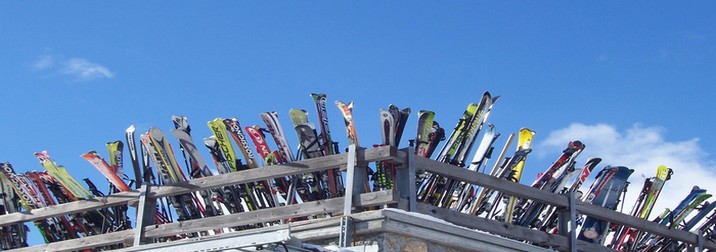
{"left": 31, "top": 54, "right": 115, "bottom": 81}
{"left": 540, "top": 123, "right": 715, "bottom": 220}
{"left": 61, "top": 58, "right": 114, "bottom": 81}
{"left": 32, "top": 55, "right": 55, "bottom": 70}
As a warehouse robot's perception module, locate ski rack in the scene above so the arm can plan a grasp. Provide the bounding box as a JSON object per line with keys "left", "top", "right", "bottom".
{"left": 0, "top": 145, "right": 715, "bottom": 251}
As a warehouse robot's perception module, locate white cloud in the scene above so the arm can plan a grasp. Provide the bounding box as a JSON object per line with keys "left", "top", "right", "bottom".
{"left": 60, "top": 58, "right": 114, "bottom": 81}
{"left": 32, "top": 55, "right": 54, "bottom": 70}
{"left": 540, "top": 123, "right": 715, "bottom": 221}
{"left": 30, "top": 54, "right": 114, "bottom": 81}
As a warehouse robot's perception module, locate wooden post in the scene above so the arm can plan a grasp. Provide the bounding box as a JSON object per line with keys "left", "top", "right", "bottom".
{"left": 133, "top": 184, "right": 156, "bottom": 246}
{"left": 568, "top": 192, "right": 577, "bottom": 252}
{"left": 557, "top": 192, "right": 577, "bottom": 252}
{"left": 394, "top": 147, "right": 416, "bottom": 212}
{"left": 341, "top": 144, "right": 360, "bottom": 248}
{"left": 343, "top": 144, "right": 362, "bottom": 214}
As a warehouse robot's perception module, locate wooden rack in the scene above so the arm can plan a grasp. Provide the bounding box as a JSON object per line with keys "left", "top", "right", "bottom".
{"left": 1, "top": 146, "right": 713, "bottom": 252}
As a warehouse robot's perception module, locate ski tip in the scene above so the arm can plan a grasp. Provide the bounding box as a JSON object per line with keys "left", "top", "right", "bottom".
{"left": 492, "top": 95, "right": 501, "bottom": 103}
{"left": 335, "top": 100, "right": 353, "bottom": 108}
{"left": 310, "top": 93, "right": 327, "bottom": 99}
{"left": 126, "top": 124, "right": 135, "bottom": 133}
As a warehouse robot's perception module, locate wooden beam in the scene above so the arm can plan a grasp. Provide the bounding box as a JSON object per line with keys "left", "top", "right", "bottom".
{"left": 0, "top": 191, "right": 139, "bottom": 226}
{"left": 148, "top": 145, "right": 397, "bottom": 199}
{"left": 416, "top": 156, "right": 570, "bottom": 207}
{"left": 11, "top": 229, "right": 134, "bottom": 252}
{"left": 575, "top": 201, "right": 716, "bottom": 250}
{"left": 143, "top": 190, "right": 398, "bottom": 238}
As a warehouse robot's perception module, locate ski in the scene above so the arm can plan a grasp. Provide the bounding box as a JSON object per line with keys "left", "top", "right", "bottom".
{"left": 1, "top": 162, "right": 63, "bottom": 242}
{"left": 578, "top": 166, "right": 634, "bottom": 244}
{"left": 0, "top": 173, "right": 28, "bottom": 249}
{"left": 514, "top": 140, "right": 584, "bottom": 227}
{"left": 610, "top": 165, "right": 673, "bottom": 250}
{"left": 289, "top": 108, "right": 328, "bottom": 201}
{"left": 208, "top": 118, "right": 262, "bottom": 211}
{"left": 335, "top": 100, "right": 359, "bottom": 146}
{"left": 171, "top": 116, "right": 228, "bottom": 219}
{"left": 260, "top": 111, "right": 307, "bottom": 204}
{"left": 311, "top": 93, "right": 345, "bottom": 197}
{"left": 467, "top": 133, "right": 515, "bottom": 215}
{"left": 34, "top": 151, "right": 93, "bottom": 200}
{"left": 225, "top": 117, "right": 278, "bottom": 210}
{"left": 452, "top": 124, "right": 499, "bottom": 212}
{"left": 414, "top": 110, "right": 436, "bottom": 158}
{"left": 125, "top": 125, "right": 146, "bottom": 189}
{"left": 538, "top": 158, "right": 601, "bottom": 233}
{"left": 203, "top": 136, "right": 252, "bottom": 214}
{"left": 500, "top": 128, "right": 535, "bottom": 223}
{"left": 141, "top": 129, "right": 203, "bottom": 221}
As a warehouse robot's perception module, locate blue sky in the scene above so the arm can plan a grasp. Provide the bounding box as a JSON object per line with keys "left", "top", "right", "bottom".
{"left": 2, "top": 2, "right": 715, "bottom": 246}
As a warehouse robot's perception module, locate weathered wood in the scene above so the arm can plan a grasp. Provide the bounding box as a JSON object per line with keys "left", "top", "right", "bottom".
{"left": 133, "top": 184, "right": 156, "bottom": 246}
{"left": 344, "top": 144, "right": 360, "bottom": 214}
{"left": 416, "top": 156, "right": 570, "bottom": 207}
{"left": 0, "top": 191, "right": 140, "bottom": 226}
{"left": 11, "top": 229, "right": 134, "bottom": 252}
{"left": 143, "top": 190, "right": 398, "bottom": 238}
{"left": 394, "top": 147, "right": 416, "bottom": 211}
{"left": 415, "top": 203, "right": 613, "bottom": 252}
{"left": 288, "top": 206, "right": 388, "bottom": 241}
{"left": 416, "top": 155, "right": 716, "bottom": 250}
{"left": 123, "top": 226, "right": 291, "bottom": 252}
{"left": 0, "top": 146, "right": 396, "bottom": 227}
{"left": 148, "top": 145, "right": 397, "bottom": 199}
{"left": 575, "top": 201, "right": 716, "bottom": 250}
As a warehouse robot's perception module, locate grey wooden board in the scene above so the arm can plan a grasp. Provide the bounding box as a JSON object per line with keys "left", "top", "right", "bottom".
{"left": 10, "top": 229, "right": 134, "bottom": 252}
{"left": 0, "top": 190, "right": 140, "bottom": 226}
{"left": 143, "top": 190, "right": 398, "bottom": 238}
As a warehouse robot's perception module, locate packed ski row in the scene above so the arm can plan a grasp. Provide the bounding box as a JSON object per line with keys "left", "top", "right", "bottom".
{"left": 0, "top": 91, "right": 713, "bottom": 252}
{"left": 410, "top": 92, "right": 715, "bottom": 251}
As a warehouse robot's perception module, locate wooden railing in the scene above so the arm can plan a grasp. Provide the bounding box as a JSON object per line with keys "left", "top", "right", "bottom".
{"left": 1, "top": 146, "right": 713, "bottom": 252}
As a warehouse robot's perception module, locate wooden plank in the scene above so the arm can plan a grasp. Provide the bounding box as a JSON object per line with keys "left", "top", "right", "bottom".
{"left": 576, "top": 201, "right": 716, "bottom": 250}
{"left": 415, "top": 203, "right": 613, "bottom": 252}
{"left": 0, "top": 191, "right": 139, "bottom": 226}
{"left": 143, "top": 190, "right": 398, "bottom": 238}
{"left": 290, "top": 209, "right": 388, "bottom": 241}
{"left": 148, "top": 146, "right": 397, "bottom": 199}
{"left": 10, "top": 229, "right": 134, "bottom": 252}
{"left": 416, "top": 156, "right": 570, "bottom": 207}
